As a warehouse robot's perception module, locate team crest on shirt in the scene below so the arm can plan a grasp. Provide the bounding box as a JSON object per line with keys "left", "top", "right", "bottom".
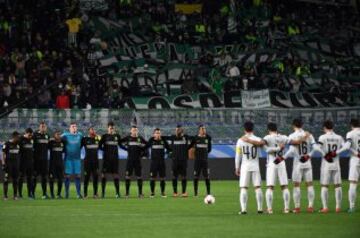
{"left": 137, "top": 138, "right": 141, "bottom": 142}
{"left": 205, "top": 139, "right": 208, "bottom": 143}
{"left": 45, "top": 135, "right": 48, "bottom": 139}
{"left": 114, "top": 137, "right": 118, "bottom": 141}
{"left": 30, "top": 140, "right": 33, "bottom": 144}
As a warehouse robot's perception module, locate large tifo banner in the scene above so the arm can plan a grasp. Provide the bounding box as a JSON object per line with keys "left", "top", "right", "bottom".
{"left": 129, "top": 90, "right": 355, "bottom": 109}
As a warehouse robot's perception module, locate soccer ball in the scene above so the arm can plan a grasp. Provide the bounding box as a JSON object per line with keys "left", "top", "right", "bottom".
{"left": 204, "top": 195, "right": 215, "bottom": 205}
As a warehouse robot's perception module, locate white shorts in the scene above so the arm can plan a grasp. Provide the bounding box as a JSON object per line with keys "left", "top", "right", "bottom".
{"left": 320, "top": 169, "right": 341, "bottom": 185}
{"left": 349, "top": 165, "right": 360, "bottom": 182}
{"left": 239, "top": 170, "right": 261, "bottom": 188}
{"left": 266, "top": 166, "right": 288, "bottom": 186}
{"left": 292, "top": 167, "right": 313, "bottom": 183}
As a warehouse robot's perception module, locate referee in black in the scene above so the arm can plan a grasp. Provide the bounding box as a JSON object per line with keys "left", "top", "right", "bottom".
{"left": 99, "top": 122, "right": 122, "bottom": 198}
{"left": 190, "top": 125, "right": 212, "bottom": 196}
{"left": 2, "top": 131, "right": 21, "bottom": 200}
{"left": 81, "top": 127, "right": 101, "bottom": 198}
{"left": 166, "top": 125, "right": 193, "bottom": 197}
{"left": 145, "top": 128, "right": 171, "bottom": 198}
{"left": 32, "top": 121, "right": 50, "bottom": 199}
{"left": 48, "top": 130, "right": 65, "bottom": 199}
{"left": 18, "top": 128, "right": 34, "bottom": 199}
{"left": 120, "top": 126, "right": 147, "bottom": 198}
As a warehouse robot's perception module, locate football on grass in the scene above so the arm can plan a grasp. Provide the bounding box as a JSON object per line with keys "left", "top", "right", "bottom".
{"left": 204, "top": 195, "right": 215, "bottom": 205}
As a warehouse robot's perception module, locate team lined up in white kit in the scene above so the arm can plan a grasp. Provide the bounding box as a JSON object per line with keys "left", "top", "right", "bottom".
{"left": 234, "top": 118, "right": 360, "bottom": 214}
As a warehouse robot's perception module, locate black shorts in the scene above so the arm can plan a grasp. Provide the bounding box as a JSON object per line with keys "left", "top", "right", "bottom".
{"left": 194, "top": 159, "right": 209, "bottom": 178}
{"left": 150, "top": 159, "right": 166, "bottom": 178}
{"left": 34, "top": 159, "right": 48, "bottom": 176}
{"left": 19, "top": 158, "right": 33, "bottom": 177}
{"left": 125, "top": 159, "right": 142, "bottom": 177}
{"left": 172, "top": 159, "right": 187, "bottom": 177}
{"left": 102, "top": 159, "right": 119, "bottom": 174}
{"left": 49, "top": 159, "right": 64, "bottom": 179}
{"left": 4, "top": 158, "right": 20, "bottom": 181}
{"left": 84, "top": 159, "right": 99, "bottom": 176}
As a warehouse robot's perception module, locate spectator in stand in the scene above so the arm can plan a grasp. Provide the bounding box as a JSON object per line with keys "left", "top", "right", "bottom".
{"left": 65, "top": 16, "right": 82, "bottom": 47}
{"left": 56, "top": 90, "right": 70, "bottom": 109}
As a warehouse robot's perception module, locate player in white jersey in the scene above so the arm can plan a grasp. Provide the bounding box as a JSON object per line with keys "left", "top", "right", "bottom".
{"left": 235, "top": 121, "right": 263, "bottom": 214}
{"left": 262, "top": 123, "right": 291, "bottom": 214}
{"left": 317, "top": 120, "right": 344, "bottom": 213}
{"left": 332, "top": 118, "right": 360, "bottom": 213}
{"left": 283, "top": 118, "right": 317, "bottom": 213}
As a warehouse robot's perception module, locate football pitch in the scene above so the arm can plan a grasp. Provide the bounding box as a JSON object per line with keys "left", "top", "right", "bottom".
{"left": 0, "top": 180, "right": 359, "bottom": 238}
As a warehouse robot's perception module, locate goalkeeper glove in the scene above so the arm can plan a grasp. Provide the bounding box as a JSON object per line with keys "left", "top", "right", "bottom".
{"left": 274, "top": 156, "right": 284, "bottom": 164}
{"left": 299, "top": 155, "right": 310, "bottom": 163}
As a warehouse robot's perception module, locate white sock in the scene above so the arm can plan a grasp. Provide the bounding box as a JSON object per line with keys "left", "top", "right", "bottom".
{"left": 240, "top": 188, "right": 248, "bottom": 212}
{"left": 335, "top": 187, "right": 342, "bottom": 209}
{"left": 321, "top": 187, "right": 329, "bottom": 209}
{"left": 282, "top": 188, "right": 290, "bottom": 210}
{"left": 293, "top": 186, "right": 301, "bottom": 208}
{"left": 255, "top": 188, "right": 263, "bottom": 211}
{"left": 349, "top": 183, "right": 357, "bottom": 209}
{"left": 308, "top": 186, "right": 315, "bottom": 208}
{"left": 266, "top": 188, "right": 273, "bottom": 210}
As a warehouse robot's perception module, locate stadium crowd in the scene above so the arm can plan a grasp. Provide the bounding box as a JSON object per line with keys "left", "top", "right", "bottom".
{"left": 0, "top": 0, "right": 359, "bottom": 110}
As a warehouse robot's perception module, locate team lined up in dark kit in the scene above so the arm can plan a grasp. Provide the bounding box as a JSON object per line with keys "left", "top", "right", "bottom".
{"left": 1, "top": 121, "right": 212, "bottom": 200}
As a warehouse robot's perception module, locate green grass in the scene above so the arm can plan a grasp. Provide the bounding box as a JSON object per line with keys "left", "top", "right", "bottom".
{"left": 0, "top": 180, "right": 359, "bottom": 238}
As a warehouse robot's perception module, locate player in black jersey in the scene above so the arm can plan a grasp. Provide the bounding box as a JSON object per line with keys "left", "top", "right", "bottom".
{"left": 99, "top": 122, "right": 122, "bottom": 198}
{"left": 2, "top": 131, "right": 21, "bottom": 200}
{"left": 145, "top": 128, "right": 171, "bottom": 198}
{"left": 81, "top": 127, "right": 101, "bottom": 198}
{"left": 48, "top": 131, "right": 65, "bottom": 199}
{"left": 120, "top": 126, "right": 147, "bottom": 198}
{"left": 32, "top": 122, "right": 50, "bottom": 199}
{"left": 166, "top": 125, "right": 193, "bottom": 197}
{"left": 190, "top": 125, "right": 212, "bottom": 196}
{"left": 18, "top": 128, "right": 34, "bottom": 199}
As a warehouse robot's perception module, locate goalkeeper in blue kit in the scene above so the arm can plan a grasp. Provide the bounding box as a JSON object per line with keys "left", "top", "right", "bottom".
{"left": 62, "top": 122, "right": 83, "bottom": 199}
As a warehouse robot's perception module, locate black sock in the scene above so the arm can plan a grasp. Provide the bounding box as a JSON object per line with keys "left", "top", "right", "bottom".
{"left": 18, "top": 177, "right": 24, "bottom": 197}
{"left": 3, "top": 180, "right": 8, "bottom": 197}
{"left": 182, "top": 179, "right": 187, "bottom": 194}
{"left": 13, "top": 179, "right": 18, "bottom": 197}
{"left": 101, "top": 177, "right": 106, "bottom": 197}
{"left": 49, "top": 178, "right": 54, "bottom": 198}
{"left": 160, "top": 180, "right": 165, "bottom": 194}
{"left": 137, "top": 179, "right": 143, "bottom": 195}
{"left": 150, "top": 179, "right": 155, "bottom": 194}
{"left": 205, "top": 178, "right": 211, "bottom": 195}
{"left": 57, "top": 179, "right": 63, "bottom": 196}
{"left": 172, "top": 178, "right": 178, "bottom": 193}
{"left": 41, "top": 176, "right": 47, "bottom": 196}
{"left": 194, "top": 178, "right": 199, "bottom": 196}
{"left": 27, "top": 176, "right": 32, "bottom": 197}
{"left": 125, "top": 179, "right": 130, "bottom": 195}
{"left": 114, "top": 178, "right": 120, "bottom": 196}
{"left": 84, "top": 174, "right": 90, "bottom": 197}
{"left": 93, "top": 174, "right": 98, "bottom": 196}
{"left": 32, "top": 176, "right": 37, "bottom": 196}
